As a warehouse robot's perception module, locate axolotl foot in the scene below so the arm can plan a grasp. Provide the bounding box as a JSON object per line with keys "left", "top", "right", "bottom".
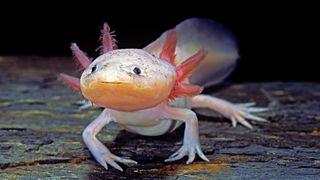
{"left": 165, "top": 143, "right": 209, "bottom": 164}
{"left": 89, "top": 142, "right": 137, "bottom": 171}
{"left": 82, "top": 109, "right": 137, "bottom": 171}
{"left": 164, "top": 106, "right": 209, "bottom": 164}
{"left": 228, "top": 102, "right": 269, "bottom": 129}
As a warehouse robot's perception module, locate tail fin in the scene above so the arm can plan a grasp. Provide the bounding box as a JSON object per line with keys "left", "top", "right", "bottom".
{"left": 144, "top": 18, "right": 239, "bottom": 87}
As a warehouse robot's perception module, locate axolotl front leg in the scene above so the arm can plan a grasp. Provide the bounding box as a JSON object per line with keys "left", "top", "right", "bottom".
{"left": 82, "top": 109, "right": 137, "bottom": 171}
{"left": 163, "top": 105, "right": 209, "bottom": 163}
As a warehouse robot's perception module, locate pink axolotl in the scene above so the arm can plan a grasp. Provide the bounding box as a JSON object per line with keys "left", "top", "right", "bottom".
{"left": 60, "top": 18, "right": 268, "bottom": 171}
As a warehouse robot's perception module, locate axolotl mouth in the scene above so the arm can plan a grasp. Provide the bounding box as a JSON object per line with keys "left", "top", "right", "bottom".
{"left": 100, "top": 81, "right": 128, "bottom": 85}
{"left": 80, "top": 78, "right": 174, "bottom": 112}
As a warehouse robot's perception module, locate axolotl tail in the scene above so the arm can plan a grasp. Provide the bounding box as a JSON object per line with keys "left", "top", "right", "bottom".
{"left": 144, "top": 18, "right": 239, "bottom": 87}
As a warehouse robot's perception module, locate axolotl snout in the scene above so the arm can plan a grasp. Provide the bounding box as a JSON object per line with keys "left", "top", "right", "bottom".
{"left": 61, "top": 18, "right": 268, "bottom": 171}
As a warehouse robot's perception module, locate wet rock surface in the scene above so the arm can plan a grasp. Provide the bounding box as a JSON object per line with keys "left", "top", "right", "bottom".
{"left": 0, "top": 56, "right": 319, "bottom": 179}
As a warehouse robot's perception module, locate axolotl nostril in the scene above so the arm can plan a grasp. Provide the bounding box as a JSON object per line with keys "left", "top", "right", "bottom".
{"left": 60, "top": 18, "right": 268, "bottom": 171}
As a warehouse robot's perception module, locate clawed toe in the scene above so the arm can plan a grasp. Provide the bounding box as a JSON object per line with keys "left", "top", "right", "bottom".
{"left": 165, "top": 147, "right": 187, "bottom": 162}
{"left": 106, "top": 158, "right": 123, "bottom": 172}
{"left": 111, "top": 154, "right": 138, "bottom": 165}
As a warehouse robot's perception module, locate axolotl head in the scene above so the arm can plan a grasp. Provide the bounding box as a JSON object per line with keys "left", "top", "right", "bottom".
{"left": 60, "top": 25, "right": 206, "bottom": 112}
{"left": 80, "top": 49, "right": 176, "bottom": 111}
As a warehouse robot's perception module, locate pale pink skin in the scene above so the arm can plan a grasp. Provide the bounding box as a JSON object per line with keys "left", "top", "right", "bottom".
{"left": 75, "top": 18, "right": 268, "bottom": 171}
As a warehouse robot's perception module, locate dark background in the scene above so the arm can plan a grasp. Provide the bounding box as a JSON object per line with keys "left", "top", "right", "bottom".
{"left": 0, "top": 2, "right": 318, "bottom": 82}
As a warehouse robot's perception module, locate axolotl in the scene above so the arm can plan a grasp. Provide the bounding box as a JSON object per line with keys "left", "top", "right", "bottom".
{"left": 60, "top": 18, "right": 268, "bottom": 171}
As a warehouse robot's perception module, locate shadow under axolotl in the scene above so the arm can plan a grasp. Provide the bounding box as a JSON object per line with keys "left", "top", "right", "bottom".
{"left": 112, "top": 125, "right": 185, "bottom": 163}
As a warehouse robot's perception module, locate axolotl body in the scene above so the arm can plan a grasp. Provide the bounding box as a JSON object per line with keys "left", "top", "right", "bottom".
{"left": 61, "top": 18, "right": 268, "bottom": 171}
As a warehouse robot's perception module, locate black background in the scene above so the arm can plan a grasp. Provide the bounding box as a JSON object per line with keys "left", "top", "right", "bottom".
{"left": 0, "top": 2, "right": 318, "bottom": 82}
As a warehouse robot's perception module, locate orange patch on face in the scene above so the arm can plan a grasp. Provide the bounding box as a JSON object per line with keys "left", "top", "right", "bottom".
{"left": 81, "top": 80, "right": 172, "bottom": 111}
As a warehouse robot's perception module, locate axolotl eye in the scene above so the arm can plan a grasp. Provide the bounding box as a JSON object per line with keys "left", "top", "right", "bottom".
{"left": 133, "top": 67, "right": 141, "bottom": 75}
{"left": 91, "top": 64, "right": 99, "bottom": 73}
